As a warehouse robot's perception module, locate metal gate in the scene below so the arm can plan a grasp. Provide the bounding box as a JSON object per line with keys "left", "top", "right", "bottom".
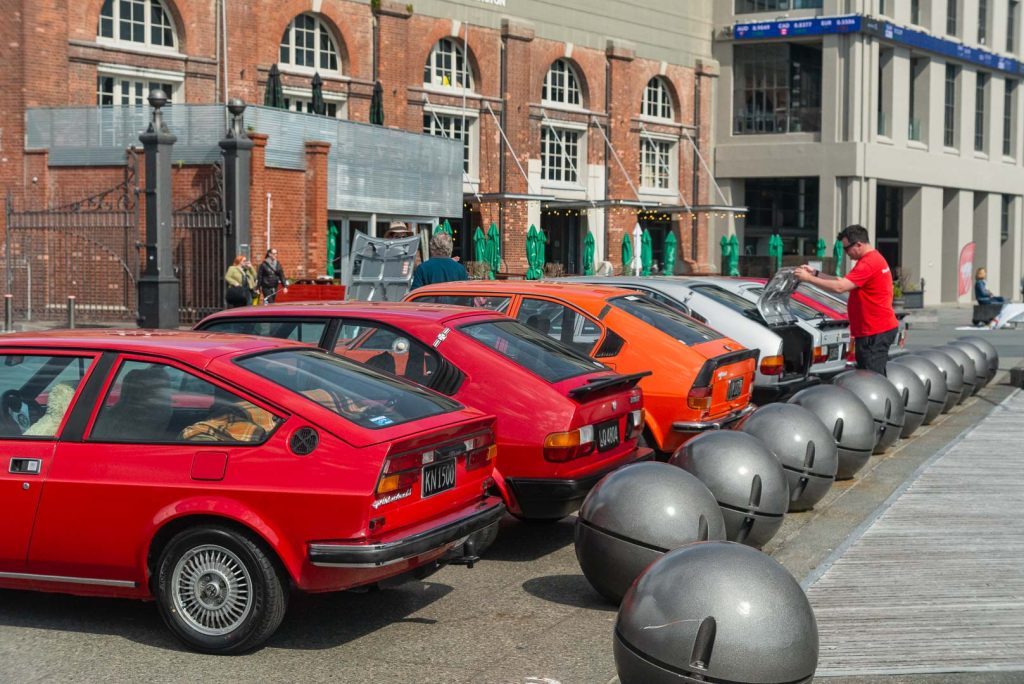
{"left": 173, "top": 163, "right": 226, "bottom": 325}
{"left": 4, "top": 158, "right": 140, "bottom": 323}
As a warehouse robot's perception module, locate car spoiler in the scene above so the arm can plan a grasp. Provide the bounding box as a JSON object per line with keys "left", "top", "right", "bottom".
{"left": 567, "top": 371, "right": 652, "bottom": 400}
{"left": 692, "top": 348, "right": 760, "bottom": 388}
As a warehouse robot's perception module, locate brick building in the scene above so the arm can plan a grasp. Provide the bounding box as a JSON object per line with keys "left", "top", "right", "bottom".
{"left": 1, "top": 0, "right": 718, "bottom": 321}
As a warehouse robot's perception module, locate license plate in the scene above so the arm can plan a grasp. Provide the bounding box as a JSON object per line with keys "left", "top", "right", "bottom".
{"left": 727, "top": 377, "right": 744, "bottom": 400}
{"left": 828, "top": 345, "right": 841, "bottom": 361}
{"left": 422, "top": 459, "right": 456, "bottom": 498}
{"left": 596, "top": 420, "right": 620, "bottom": 452}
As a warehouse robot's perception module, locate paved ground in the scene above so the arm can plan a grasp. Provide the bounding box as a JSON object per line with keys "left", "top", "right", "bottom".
{"left": 0, "top": 306, "right": 1021, "bottom": 683}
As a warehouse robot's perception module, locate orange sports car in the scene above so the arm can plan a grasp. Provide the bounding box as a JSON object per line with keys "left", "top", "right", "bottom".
{"left": 405, "top": 282, "right": 757, "bottom": 456}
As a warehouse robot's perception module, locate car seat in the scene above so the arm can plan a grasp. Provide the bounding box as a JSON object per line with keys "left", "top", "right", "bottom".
{"left": 94, "top": 366, "right": 173, "bottom": 441}
{"left": 366, "top": 351, "right": 397, "bottom": 375}
{"left": 525, "top": 314, "right": 551, "bottom": 335}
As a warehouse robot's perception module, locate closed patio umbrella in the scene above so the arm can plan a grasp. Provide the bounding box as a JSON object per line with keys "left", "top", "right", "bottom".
{"left": 621, "top": 231, "right": 633, "bottom": 275}
{"left": 816, "top": 238, "right": 827, "bottom": 259}
{"left": 583, "top": 231, "right": 595, "bottom": 276}
{"left": 473, "top": 226, "right": 487, "bottom": 264}
{"left": 727, "top": 234, "right": 740, "bottom": 276}
{"left": 526, "top": 225, "right": 542, "bottom": 280}
{"left": 264, "top": 63, "right": 285, "bottom": 109}
{"left": 640, "top": 229, "right": 653, "bottom": 276}
{"left": 833, "top": 238, "right": 845, "bottom": 276}
{"left": 434, "top": 219, "right": 453, "bottom": 236}
{"left": 311, "top": 72, "right": 327, "bottom": 116}
{"left": 486, "top": 223, "right": 500, "bottom": 279}
{"left": 663, "top": 230, "right": 677, "bottom": 275}
{"left": 326, "top": 221, "right": 339, "bottom": 277}
{"left": 370, "top": 80, "right": 385, "bottom": 125}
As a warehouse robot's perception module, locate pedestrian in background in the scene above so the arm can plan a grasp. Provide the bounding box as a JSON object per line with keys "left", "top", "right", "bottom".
{"left": 224, "top": 255, "right": 250, "bottom": 308}
{"left": 411, "top": 232, "right": 467, "bottom": 290}
{"left": 974, "top": 267, "right": 1005, "bottom": 305}
{"left": 794, "top": 224, "right": 898, "bottom": 375}
{"left": 258, "top": 248, "right": 288, "bottom": 304}
{"left": 241, "top": 257, "right": 259, "bottom": 305}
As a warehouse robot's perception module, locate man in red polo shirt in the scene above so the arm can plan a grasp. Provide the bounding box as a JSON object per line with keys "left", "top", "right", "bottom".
{"left": 794, "top": 224, "right": 898, "bottom": 375}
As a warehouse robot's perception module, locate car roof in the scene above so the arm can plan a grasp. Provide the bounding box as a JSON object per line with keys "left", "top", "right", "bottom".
{"left": 200, "top": 301, "right": 500, "bottom": 326}
{"left": 0, "top": 329, "right": 308, "bottom": 364}
{"left": 410, "top": 280, "right": 638, "bottom": 306}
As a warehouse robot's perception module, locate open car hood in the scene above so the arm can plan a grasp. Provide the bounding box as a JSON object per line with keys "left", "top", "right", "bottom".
{"left": 757, "top": 267, "right": 799, "bottom": 326}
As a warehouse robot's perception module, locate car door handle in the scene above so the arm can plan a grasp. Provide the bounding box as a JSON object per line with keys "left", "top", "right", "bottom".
{"left": 9, "top": 458, "right": 42, "bottom": 475}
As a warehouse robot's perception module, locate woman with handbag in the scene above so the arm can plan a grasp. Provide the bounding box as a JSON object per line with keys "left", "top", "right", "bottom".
{"left": 224, "top": 255, "right": 250, "bottom": 308}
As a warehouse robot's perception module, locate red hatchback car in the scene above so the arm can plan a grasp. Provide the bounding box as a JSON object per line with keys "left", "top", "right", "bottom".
{"left": 198, "top": 302, "right": 650, "bottom": 522}
{"left": 0, "top": 331, "right": 502, "bottom": 653}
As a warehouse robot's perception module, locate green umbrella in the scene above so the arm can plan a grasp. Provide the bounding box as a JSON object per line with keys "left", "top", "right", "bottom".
{"left": 326, "top": 221, "right": 339, "bottom": 277}
{"left": 370, "top": 80, "right": 385, "bottom": 126}
{"left": 621, "top": 231, "right": 633, "bottom": 275}
{"left": 526, "top": 225, "right": 542, "bottom": 280}
{"left": 486, "top": 223, "right": 500, "bottom": 279}
{"left": 833, "top": 238, "right": 844, "bottom": 276}
{"left": 663, "top": 230, "right": 677, "bottom": 275}
{"left": 727, "top": 234, "right": 740, "bottom": 276}
{"left": 473, "top": 226, "right": 487, "bottom": 264}
{"left": 720, "top": 235, "right": 731, "bottom": 272}
{"left": 263, "top": 63, "right": 285, "bottom": 109}
{"left": 640, "top": 229, "right": 653, "bottom": 276}
{"left": 311, "top": 72, "right": 326, "bottom": 116}
{"left": 583, "top": 231, "right": 596, "bottom": 276}
{"left": 768, "top": 234, "right": 783, "bottom": 272}
{"left": 433, "top": 219, "right": 453, "bottom": 236}
{"left": 816, "top": 238, "right": 827, "bottom": 259}
{"left": 537, "top": 226, "right": 547, "bottom": 274}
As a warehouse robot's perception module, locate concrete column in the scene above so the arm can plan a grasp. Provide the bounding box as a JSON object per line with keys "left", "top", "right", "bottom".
{"left": 901, "top": 185, "right": 944, "bottom": 305}
{"left": 889, "top": 48, "right": 910, "bottom": 146}
{"left": 1001, "top": 195, "right": 1023, "bottom": 300}
{"left": 958, "top": 68, "right": 976, "bottom": 159}
{"left": 942, "top": 189, "right": 974, "bottom": 304}
{"left": 926, "top": 58, "right": 946, "bottom": 152}
{"left": 219, "top": 99, "right": 254, "bottom": 265}
{"left": 818, "top": 174, "right": 839, "bottom": 242}
{"left": 974, "top": 192, "right": 1002, "bottom": 293}
{"left": 137, "top": 90, "right": 179, "bottom": 329}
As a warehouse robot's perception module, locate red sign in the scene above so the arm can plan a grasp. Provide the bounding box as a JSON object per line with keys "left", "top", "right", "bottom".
{"left": 958, "top": 242, "right": 975, "bottom": 298}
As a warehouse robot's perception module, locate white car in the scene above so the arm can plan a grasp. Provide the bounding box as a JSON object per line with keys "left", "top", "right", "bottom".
{"left": 687, "top": 271, "right": 852, "bottom": 380}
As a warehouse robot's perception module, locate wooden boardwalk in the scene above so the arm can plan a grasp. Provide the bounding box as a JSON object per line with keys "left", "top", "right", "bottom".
{"left": 805, "top": 391, "right": 1024, "bottom": 677}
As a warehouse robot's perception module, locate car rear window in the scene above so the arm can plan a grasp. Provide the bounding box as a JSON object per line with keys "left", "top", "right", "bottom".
{"left": 610, "top": 295, "right": 721, "bottom": 345}
{"left": 687, "top": 284, "right": 760, "bottom": 316}
{"left": 236, "top": 349, "right": 459, "bottom": 429}
{"left": 459, "top": 320, "right": 606, "bottom": 383}
{"left": 798, "top": 284, "right": 848, "bottom": 315}
{"left": 200, "top": 319, "right": 327, "bottom": 344}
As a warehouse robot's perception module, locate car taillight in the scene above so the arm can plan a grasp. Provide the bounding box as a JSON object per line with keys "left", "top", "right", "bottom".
{"left": 625, "top": 409, "right": 644, "bottom": 440}
{"left": 375, "top": 431, "right": 494, "bottom": 498}
{"left": 813, "top": 346, "right": 828, "bottom": 364}
{"left": 687, "top": 385, "right": 713, "bottom": 411}
{"left": 544, "top": 425, "right": 595, "bottom": 462}
{"left": 759, "top": 355, "right": 785, "bottom": 376}
{"left": 846, "top": 339, "right": 857, "bottom": 361}
{"left": 898, "top": 330, "right": 907, "bottom": 348}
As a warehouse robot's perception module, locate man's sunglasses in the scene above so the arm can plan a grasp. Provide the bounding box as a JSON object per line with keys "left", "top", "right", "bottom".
{"left": 843, "top": 241, "right": 861, "bottom": 254}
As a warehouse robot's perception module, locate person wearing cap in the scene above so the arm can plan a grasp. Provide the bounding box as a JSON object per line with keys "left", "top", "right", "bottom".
{"left": 411, "top": 232, "right": 467, "bottom": 290}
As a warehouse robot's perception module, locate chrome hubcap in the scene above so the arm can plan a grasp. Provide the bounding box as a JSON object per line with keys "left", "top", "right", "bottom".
{"left": 172, "top": 544, "right": 253, "bottom": 636}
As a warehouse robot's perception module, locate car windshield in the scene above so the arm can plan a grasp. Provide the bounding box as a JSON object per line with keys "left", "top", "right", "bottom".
{"left": 687, "top": 284, "right": 760, "bottom": 317}
{"left": 236, "top": 349, "right": 459, "bottom": 429}
{"left": 798, "top": 284, "right": 848, "bottom": 315}
{"left": 610, "top": 295, "right": 721, "bottom": 345}
{"left": 747, "top": 286, "right": 822, "bottom": 321}
{"left": 460, "top": 319, "right": 606, "bottom": 383}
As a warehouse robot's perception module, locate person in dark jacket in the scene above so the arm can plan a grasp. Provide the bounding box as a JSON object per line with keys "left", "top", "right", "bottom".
{"left": 974, "top": 267, "right": 1004, "bottom": 304}
{"left": 411, "top": 232, "right": 467, "bottom": 290}
{"left": 258, "top": 248, "right": 288, "bottom": 304}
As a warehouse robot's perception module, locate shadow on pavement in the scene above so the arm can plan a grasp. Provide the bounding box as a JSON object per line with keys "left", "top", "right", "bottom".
{"left": 482, "top": 516, "right": 576, "bottom": 562}
{"left": 0, "top": 579, "right": 454, "bottom": 653}
{"left": 521, "top": 574, "right": 616, "bottom": 612}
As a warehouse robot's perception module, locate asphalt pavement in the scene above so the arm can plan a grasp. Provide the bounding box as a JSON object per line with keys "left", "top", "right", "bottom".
{"left": 1, "top": 305, "right": 1021, "bottom": 683}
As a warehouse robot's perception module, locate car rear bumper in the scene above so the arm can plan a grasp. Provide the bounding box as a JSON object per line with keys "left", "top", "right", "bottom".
{"left": 506, "top": 447, "right": 655, "bottom": 520}
{"left": 752, "top": 374, "right": 820, "bottom": 404}
{"left": 307, "top": 499, "right": 505, "bottom": 568}
{"left": 672, "top": 404, "right": 757, "bottom": 433}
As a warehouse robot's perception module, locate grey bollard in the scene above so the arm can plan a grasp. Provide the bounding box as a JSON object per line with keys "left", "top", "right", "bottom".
{"left": 66, "top": 295, "right": 76, "bottom": 329}
{"left": 3, "top": 294, "right": 12, "bottom": 332}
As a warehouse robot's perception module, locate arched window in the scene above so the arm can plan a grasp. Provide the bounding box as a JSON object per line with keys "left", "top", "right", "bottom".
{"left": 98, "top": 0, "right": 177, "bottom": 50}
{"left": 542, "top": 60, "right": 582, "bottom": 107}
{"left": 424, "top": 38, "right": 473, "bottom": 89}
{"left": 642, "top": 77, "right": 674, "bottom": 120}
{"left": 279, "top": 14, "right": 340, "bottom": 73}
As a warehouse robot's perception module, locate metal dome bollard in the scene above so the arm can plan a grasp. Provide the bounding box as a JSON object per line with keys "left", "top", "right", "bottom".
{"left": 833, "top": 370, "right": 906, "bottom": 454}
{"left": 788, "top": 384, "right": 876, "bottom": 479}
{"left": 949, "top": 340, "right": 990, "bottom": 390}
{"left": 670, "top": 432, "right": 788, "bottom": 548}
{"left": 885, "top": 361, "right": 929, "bottom": 438}
{"left": 740, "top": 403, "right": 838, "bottom": 512}
{"left": 935, "top": 345, "right": 978, "bottom": 403}
{"left": 574, "top": 462, "right": 726, "bottom": 604}
{"left": 614, "top": 541, "right": 818, "bottom": 684}
{"left": 890, "top": 355, "right": 947, "bottom": 425}
{"left": 916, "top": 349, "right": 964, "bottom": 412}
{"left": 960, "top": 336, "right": 999, "bottom": 384}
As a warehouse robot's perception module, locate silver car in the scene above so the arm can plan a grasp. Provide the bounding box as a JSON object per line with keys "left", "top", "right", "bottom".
{"left": 551, "top": 275, "right": 817, "bottom": 403}
{"left": 691, "top": 271, "right": 852, "bottom": 380}
{"left": 795, "top": 283, "right": 909, "bottom": 356}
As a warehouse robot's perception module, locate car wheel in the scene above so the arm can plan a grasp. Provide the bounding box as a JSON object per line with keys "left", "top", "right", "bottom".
{"left": 156, "top": 525, "right": 287, "bottom": 654}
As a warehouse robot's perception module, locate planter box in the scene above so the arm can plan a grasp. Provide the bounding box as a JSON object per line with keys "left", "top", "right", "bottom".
{"left": 902, "top": 291, "right": 924, "bottom": 309}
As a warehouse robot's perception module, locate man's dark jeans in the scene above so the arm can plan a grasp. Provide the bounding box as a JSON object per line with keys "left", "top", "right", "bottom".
{"left": 855, "top": 327, "right": 898, "bottom": 375}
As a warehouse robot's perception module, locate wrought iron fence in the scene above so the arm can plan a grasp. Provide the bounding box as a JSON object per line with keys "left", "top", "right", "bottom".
{"left": 173, "top": 163, "right": 226, "bottom": 325}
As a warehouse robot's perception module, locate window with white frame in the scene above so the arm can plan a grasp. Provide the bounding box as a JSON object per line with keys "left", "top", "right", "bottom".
{"left": 282, "top": 87, "right": 345, "bottom": 118}
{"left": 423, "top": 111, "right": 475, "bottom": 177}
{"left": 542, "top": 60, "right": 582, "bottom": 108}
{"left": 642, "top": 77, "right": 674, "bottom": 120}
{"left": 541, "top": 126, "right": 581, "bottom": 184}
{"left": 424, "top": 38, "right": 472, "bottom": 89}
{"left": 279, "top": 14, "right": 339, "bottom": 73}
{"left": 98, "top": 0, "right": 177, "bottom": 50}
{"left": 96, "top": 66, "right": 182, "bottom": 106}
{"left": 640, "top": 137, "right": 675, "bottom": 190}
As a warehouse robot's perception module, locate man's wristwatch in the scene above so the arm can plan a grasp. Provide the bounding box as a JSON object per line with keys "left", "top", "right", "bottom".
{"left": 812, "top": 268, "right": 820, "bottom": 277}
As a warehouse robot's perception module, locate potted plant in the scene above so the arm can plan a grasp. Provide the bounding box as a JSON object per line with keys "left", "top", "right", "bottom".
{"left": 903, "top": 277, "right": 925, "bottom": 309}
{"left": 892, "top": 279, "right": 905, "bottom": 310}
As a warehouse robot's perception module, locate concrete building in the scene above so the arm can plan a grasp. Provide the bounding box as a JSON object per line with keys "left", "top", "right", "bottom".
{"left": 712, "top": 0, "right": 1024, "bottom": 304}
